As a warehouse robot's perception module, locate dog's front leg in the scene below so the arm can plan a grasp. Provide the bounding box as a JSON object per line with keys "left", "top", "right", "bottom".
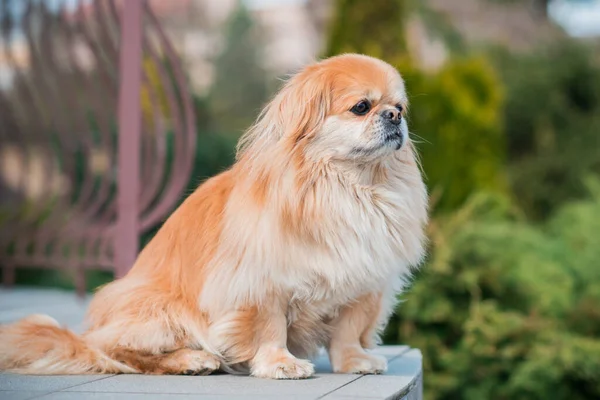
{"left": 249, "top": 299, "right": 315, "bottom": 379}
{"left": 328, "top": 292, "right": 388, "bottom": 374}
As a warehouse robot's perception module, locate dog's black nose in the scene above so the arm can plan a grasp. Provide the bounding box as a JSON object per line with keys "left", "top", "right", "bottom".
{"left": 381, "top": 109, "right": 401, "bottom": 125}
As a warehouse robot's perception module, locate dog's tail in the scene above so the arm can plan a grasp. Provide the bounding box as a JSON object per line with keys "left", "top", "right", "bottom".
{"left": 0, "top": 314, "right": 136, "bottom": 375}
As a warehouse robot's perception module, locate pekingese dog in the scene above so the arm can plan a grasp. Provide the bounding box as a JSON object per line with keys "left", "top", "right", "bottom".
{"left": 0, "top": 54, "right": 428, "bottom": 379}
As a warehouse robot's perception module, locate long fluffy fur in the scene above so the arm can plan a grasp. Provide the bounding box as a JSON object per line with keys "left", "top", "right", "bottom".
{"left": 0, "top": 54, "right": 428, "bottom": 378}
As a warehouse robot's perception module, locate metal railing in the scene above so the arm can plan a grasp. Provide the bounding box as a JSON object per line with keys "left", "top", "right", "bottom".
{"left": 0, "top": 0, "right": 196, "bottom": 295}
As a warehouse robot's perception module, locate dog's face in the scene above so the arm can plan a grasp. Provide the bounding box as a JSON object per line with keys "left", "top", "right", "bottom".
{"left": 307, "top": 56, "right": 408, "bottom": 163}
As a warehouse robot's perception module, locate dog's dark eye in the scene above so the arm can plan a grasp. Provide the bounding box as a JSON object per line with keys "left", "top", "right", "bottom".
{"left": 351, "top": 100, "right": 371, "bottom": 116}
{"left": 395, "top": 104, "right": 404, "bottom": 113}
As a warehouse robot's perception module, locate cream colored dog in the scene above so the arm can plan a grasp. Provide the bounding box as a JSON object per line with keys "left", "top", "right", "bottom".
{"left": 0, "top": 54, "right": 428, "bottom": 379}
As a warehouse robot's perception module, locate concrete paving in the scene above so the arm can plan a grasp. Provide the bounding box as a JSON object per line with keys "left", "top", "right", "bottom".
{"left": 0, "top": 287, "right": 422, "bottom": 400}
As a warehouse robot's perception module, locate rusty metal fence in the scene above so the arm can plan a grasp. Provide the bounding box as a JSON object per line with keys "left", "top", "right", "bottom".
{"left": 0, "top": 0, "right": 197, "bottom": 295}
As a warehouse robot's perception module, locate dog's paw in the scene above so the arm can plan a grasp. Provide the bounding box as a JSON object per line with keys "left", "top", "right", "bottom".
{"left": 332, "top": 349, "right": 387, "bottom": 375}
{"left": 251, "top": 348, "right": 314, "bottom": 379}
{"left": 165, "top": 349, "right": 221, "bottom": 376}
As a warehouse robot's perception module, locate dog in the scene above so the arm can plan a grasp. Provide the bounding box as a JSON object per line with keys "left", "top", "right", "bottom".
{"left": 0, "top": 54, "right": 428, "bottom": 379}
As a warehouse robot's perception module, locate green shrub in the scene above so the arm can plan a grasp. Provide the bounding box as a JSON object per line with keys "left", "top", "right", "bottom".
{"left": 387, "top": 185, "right": 600, "bottom": 400}
{"left": 493, "top": 41, "right": 600, "bottom": 220}
{"left": 402, "top": 58, "right": 506, "bottom": 210}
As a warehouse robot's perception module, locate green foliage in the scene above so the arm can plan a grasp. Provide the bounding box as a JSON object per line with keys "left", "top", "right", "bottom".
{"left": 325, "top": 0, "right": 411, "bottom": 60}
{"left": 493, "top": 41, "right": 600, "bottom": 219}
{"left": 386, "top": 186, "right": 600, "bottom": 400}
{"left": 404, "top": 57, "right": 507, "bottom": 210}
{"left": 207, "top": 3, "right": 270, "bottom": 135}
{"left": 9, "top": 269, "right": 113, "bottom": 293}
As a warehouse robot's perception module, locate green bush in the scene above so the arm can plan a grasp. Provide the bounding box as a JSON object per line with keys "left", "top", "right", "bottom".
{"left": 402, "top": 58, "right": 506, "bottom": 210}
{"left": 386, "top": 184, "right": 600, "bottom": 400}
{"left": 493, "top": 41, "right": 600, "bottom": 220}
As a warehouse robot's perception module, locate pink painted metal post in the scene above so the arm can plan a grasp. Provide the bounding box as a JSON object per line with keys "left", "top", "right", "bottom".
{"left": 115, "top": 0, "right": 143, "bottom": 279}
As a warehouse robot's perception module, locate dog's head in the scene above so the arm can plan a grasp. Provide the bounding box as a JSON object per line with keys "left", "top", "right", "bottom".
{"left": 237, "top": 54, "right": 410, "bottom": 166}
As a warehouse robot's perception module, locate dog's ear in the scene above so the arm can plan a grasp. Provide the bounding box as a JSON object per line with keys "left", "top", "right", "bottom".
{"left": 236, "top": 67, "right": 331, "bottom": 160}
{"left": 275, "top": 69, "right": 331, "bottom": 145}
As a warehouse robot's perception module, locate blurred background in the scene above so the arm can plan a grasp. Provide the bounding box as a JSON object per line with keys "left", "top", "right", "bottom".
{"left": 1, "top": 0, "right": 599, "bottom": 398}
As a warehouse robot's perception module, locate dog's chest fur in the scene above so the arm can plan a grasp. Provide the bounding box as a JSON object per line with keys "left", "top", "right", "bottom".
{"left": 287, "top": 175, "right": 424, "bottom": 312}
{"left": 201, "top": 159, "right": 427, "bottom": 317}
{"left": 291, "top": 164, "right": 425, "bottom": 289}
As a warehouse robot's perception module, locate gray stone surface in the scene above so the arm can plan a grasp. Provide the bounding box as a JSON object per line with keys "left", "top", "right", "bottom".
{"left": 36, "top": 394, "right": 318, "bottom": 400}
{"left": 0, "top": 391, "right": 50, "bottom": 400}
{"left": 63, "top": 373, "right": 361, "bottom": 396}
{"left": 0, "top": 287, "right": 422, "bottom": 399}
{"left": 0, "top": 375, "right": 111, "bottom": 392}
{"left": 0, "top": 288, "right": 91, "bottom": 333}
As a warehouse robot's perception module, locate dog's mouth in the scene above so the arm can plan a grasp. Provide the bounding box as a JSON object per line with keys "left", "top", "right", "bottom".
{"left": 383, "top": 130, "right": 404, "bottom": 150}
{"left": 350, "top": 132, "right": 405, "bottom": 158}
